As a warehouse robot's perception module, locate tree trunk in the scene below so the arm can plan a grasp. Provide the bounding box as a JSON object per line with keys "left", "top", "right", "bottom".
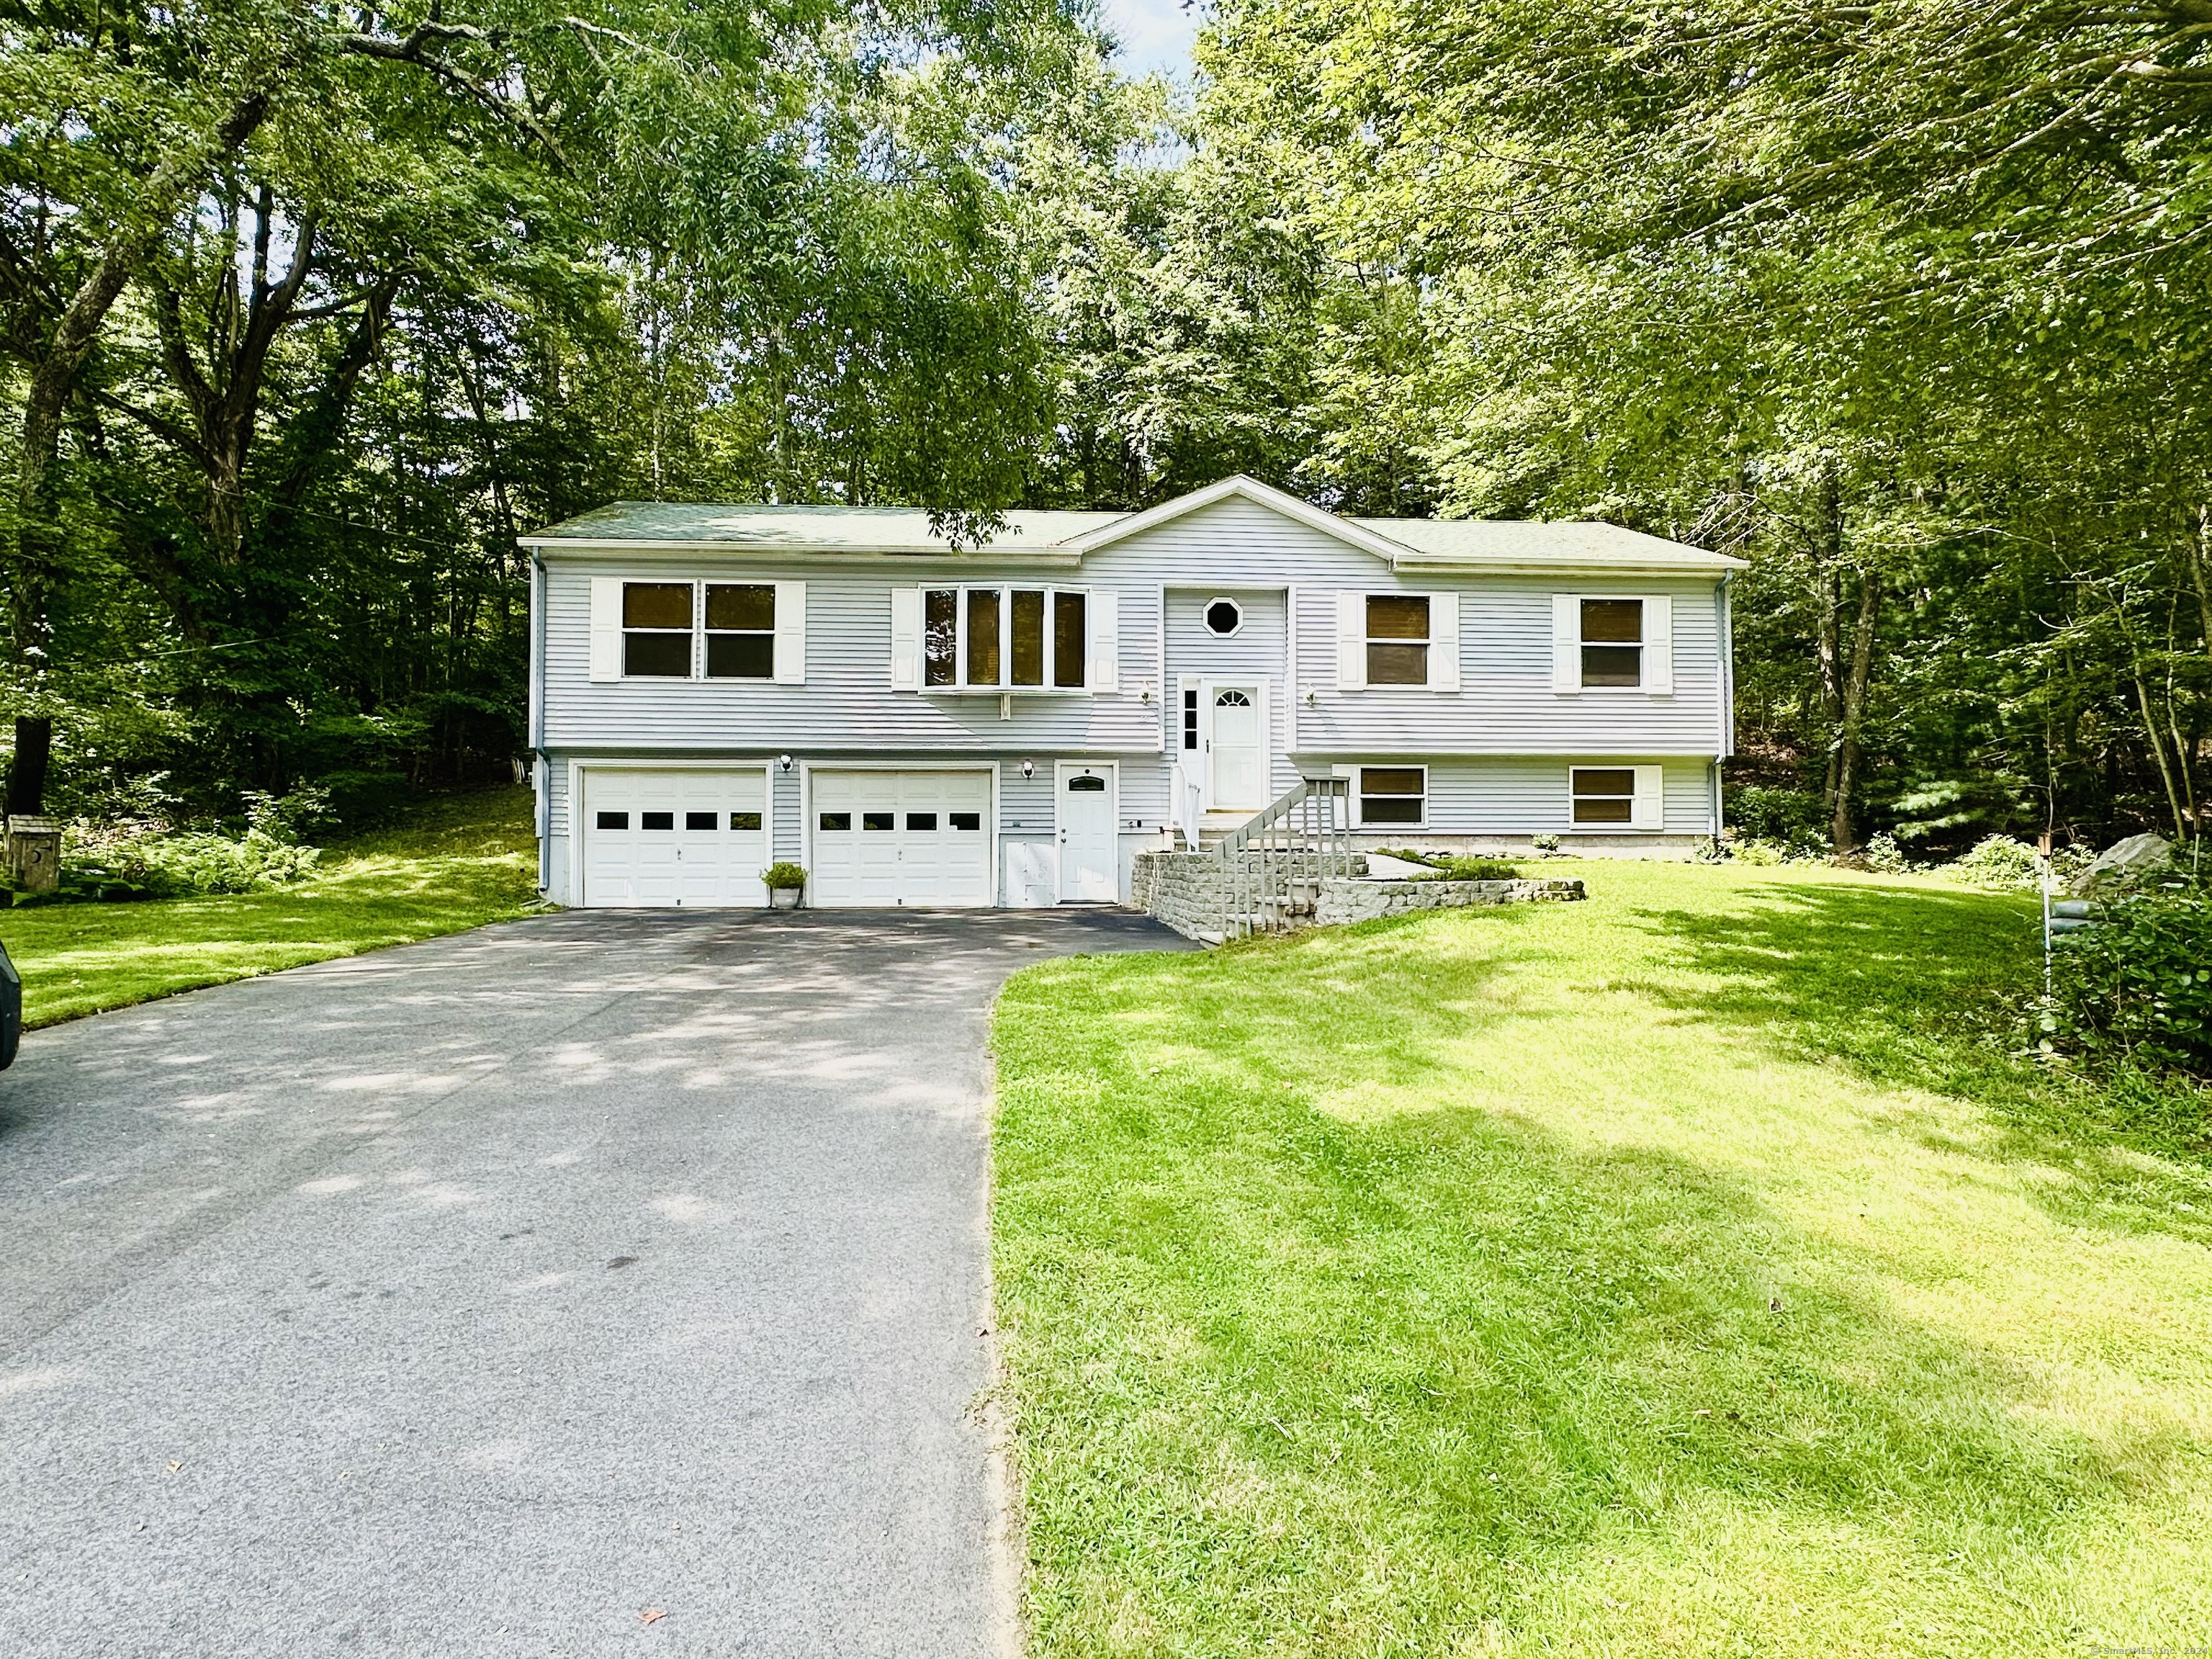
{"left": 1830, "top": 567, "right": 1880, "bottom": 857}
{"left": 1812, "top": 459, "right": 1845, "bottom": 822}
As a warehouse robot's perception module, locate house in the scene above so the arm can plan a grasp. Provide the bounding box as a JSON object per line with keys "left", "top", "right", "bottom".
{"left": 519, "top": 475, "right": 1745, "bottom": 909}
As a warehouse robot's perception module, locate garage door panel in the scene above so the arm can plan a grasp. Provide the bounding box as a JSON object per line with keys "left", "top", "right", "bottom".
{"left": 583, "top": 769, "right": 768, "bottom": 908}
{"left": 811, "top": 770, "right": 991, "bottom": 908}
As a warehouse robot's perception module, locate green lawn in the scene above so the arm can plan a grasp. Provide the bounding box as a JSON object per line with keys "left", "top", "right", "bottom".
{"left": 2, "top": 787, "right": 538, "bottom": 1028}
{"left": 991, "top": 862, "right": 2212, "bottom": 1659}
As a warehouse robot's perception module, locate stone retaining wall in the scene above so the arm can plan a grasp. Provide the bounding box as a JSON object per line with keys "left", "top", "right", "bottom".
{"left": 1132, "top": 850, "right": 1585, "bottom": 941}
{"left": 1313, "top": 876, "right": 1585, "bottom": 925}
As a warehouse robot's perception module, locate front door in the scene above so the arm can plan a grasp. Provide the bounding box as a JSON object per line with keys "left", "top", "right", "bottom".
{"left": 1205, "top": 683, "right": 1265, "bottom": 811}
{"left": 1057, "top": 764, "right": 1118, "bottom": 902}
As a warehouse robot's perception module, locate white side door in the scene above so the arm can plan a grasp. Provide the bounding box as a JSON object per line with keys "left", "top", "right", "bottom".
{"left": 1056, "top": 764, "right": 1118, "bottom": 902}
{"left": 1205, "top": 683, "right": 1265, "bottom": 811}
{"left": 582, "top": 769, "right": 768, "bottom": 907}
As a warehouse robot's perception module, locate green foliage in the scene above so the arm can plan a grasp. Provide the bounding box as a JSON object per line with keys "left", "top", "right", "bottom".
{"left": 1380, "top": 849, "right": 1524, "bottom": 881}
{"left": 3, "top": 787, "right": 536, "bottom": 1027}
{"left": 761, "top": 860, "right": 807, "bottom": 890}
{"left": 1729, "top": 787, "right": 1827, "bottom": 844}
{"left": 2049, "top": 885, "right": 2212, "bottom": 1078}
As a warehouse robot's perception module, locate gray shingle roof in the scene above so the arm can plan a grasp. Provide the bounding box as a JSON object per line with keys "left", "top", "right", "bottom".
{"left": 520, "top": 491, "right": 1745, "bottom": 571}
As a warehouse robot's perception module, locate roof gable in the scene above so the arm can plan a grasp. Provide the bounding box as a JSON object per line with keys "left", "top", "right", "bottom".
{"left": 1059, "top": 476, "right": 1408, "bottom": 564}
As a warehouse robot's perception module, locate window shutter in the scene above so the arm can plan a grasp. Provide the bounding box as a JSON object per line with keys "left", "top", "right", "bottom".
{"left": 1429, "top": 592, "right": 1460, "bottom": 692}
{"left": 1552, "top": 594, "right": 1580, "bottom": 694}
{"left": 773, "top": 581, "right": 806, "bottom": 685}
{"left": 1087, "top": 588, "right": 1120, "bottom": 693}
{"left": 889, "top": 586, "right": 922, "bottom": 690}
{"left": 590, "top": 577, "right": 623, "bottom": 683}
{"left": 1336, "top": 591, "right": 1365, "bottom": 691}
{"left": 1642, "top": 595, "right": 1673, "bottom": 695}
{"left": 1632, "top": 764, "right": 1665, "bottom": 830}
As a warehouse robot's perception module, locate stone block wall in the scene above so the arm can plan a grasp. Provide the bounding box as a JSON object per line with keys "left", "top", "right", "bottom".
{"left": 1133, "top": 850, "right": 1586, "bottom": 941}
{"left": 1313, "top": 876, "right": 1585, "bottom": 926}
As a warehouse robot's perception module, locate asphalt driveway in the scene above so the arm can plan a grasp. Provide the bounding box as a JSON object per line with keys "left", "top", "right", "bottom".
{"left": 0, "top": 907, "right": 1188, "bottom": 1658}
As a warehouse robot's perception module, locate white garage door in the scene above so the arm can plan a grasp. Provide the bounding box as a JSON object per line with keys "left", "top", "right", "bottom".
{"left": 582, "top": 769, "right": 768, "bottom": 907}
{"left": 811, "top": 770, "right": 992, "bottom": 907}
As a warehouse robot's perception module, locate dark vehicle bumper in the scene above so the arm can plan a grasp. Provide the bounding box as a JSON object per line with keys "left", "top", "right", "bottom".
{"left": 0, "top": 942, "right": 18, "bottom": 1070}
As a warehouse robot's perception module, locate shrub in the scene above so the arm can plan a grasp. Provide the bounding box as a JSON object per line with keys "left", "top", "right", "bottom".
{"left": 1727, "top": 836, "right": 1827, "bottom": 866}
{"left": 1945, "top": 834, "right": 2095, "bottom": 891}
{"left": 1728, "top": 785, "right": 1827, "bottom": 842}
{"left": 1863, "top": 832, "right": 1913, "bottom": 873}
{"left": 762, "top": 861, "right": 808, "bottom": 890}
{"left": 2047, "top": 883, "right": 2212, "bottom": 1077}
{"left": 1412, "top": 857, "right": 1523, "bottom": 882}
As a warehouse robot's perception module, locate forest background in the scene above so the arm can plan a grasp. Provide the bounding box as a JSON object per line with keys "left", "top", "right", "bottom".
{"left": 4, "top": 0, "right": 2208, "bottom": 858}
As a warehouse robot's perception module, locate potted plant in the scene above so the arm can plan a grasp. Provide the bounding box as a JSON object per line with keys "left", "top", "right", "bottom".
{"left": 763, "top": 862, "right": 807, "bottom": 909}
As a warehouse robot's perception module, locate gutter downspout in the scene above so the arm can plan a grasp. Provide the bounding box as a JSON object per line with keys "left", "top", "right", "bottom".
{"left": 529, "top": 552, "right": 550, "bottom": 894}
{"left": 1712, "top": 570, "right": 1736, "bottom": 840}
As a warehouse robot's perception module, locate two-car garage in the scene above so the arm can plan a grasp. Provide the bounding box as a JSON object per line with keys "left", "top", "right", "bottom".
{"left": 576, "top": 765, "right": 993, "bottom": 909}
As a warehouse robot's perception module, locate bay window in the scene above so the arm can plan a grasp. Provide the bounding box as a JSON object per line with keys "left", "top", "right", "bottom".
{"left": 921, "top": 586, "right": 1087, "bottom": 691}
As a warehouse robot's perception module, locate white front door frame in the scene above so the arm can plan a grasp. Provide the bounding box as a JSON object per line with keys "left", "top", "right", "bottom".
{"left": 569, "top": 757, "right": 775, "bottom": 907}
{"left": 1053, "top": 760, "right": 1120, "bottom": 903}
{"left": 799, "top": 760, "right": 1002, "bottom": 907}
{"left": 1200, "top": 678, "right": 1269, "bottom": 811}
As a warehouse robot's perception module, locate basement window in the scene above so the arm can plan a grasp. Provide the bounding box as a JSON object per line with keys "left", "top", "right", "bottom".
{"left": 1570, "top": 768, "right": 1636, "bottom": 824}
{"left": 1357, "top": 767, "right": 1426, "bottom": 826}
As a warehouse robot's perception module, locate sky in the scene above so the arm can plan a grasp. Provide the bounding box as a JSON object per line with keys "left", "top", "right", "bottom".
{"left": 1098, "top": 0, "right": 1204, "bottom": 79}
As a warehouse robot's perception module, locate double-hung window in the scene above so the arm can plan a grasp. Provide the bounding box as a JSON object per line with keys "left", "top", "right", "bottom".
{"left": 595, "top": 577, "right": 801, "bottom": 683}
{"left": 703, "top": 584, "right": 775, "bottom": 679}
{"left": 621, "top": 583, "right": 694, "bottom": 677}
{"left": 1357, "top": 767, "right": 1426, "bottom": 826}
{"left": 1366, "top": 596, "right": 1430, "bottom": 685}
{"left": 1336, "top": 592, "right": 1460, "bottom": 691}
{"left": 1570, "top": 765, "right": 1663, "bottom": 830}
{"left": 920, "top": 587, "right": 1087, "bottom": 690}
{"left": 1552, "top": 595, "right": 1673, "bottom": 694}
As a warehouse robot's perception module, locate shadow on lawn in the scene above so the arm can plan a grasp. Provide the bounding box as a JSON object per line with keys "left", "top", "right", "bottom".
{"left": 1000, "top": 940, "right": 2193, "bottom": 1648}
{"left": 1623, "top": 879, "right": 2212, "bottom": 1239}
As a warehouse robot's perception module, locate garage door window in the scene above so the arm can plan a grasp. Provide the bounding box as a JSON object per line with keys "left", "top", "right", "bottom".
{"left": 597, "top": 810, "right": 628, "bottom": 829}
{"left": 821, "top": 811, "right": 851, "bottom": 830}
{"left": 732, "top": 811, "right": 762, "bottom": 830}
{"left": 950, "top": 811, "right": 981, "bottom": 830}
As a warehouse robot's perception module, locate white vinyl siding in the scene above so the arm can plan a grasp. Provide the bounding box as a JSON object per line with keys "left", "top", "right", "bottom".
{"left": 541, "top": 498, "right": 1723, "bottom": 766}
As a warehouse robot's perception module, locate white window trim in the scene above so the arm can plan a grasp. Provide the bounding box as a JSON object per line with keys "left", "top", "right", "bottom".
{"left": 1354, "top": 763, "right": 1429, "bottom": 830}
{"left": 1567, "top": 763, "right": 1665, "bottom": 832}
{"left": 915, "top": 584, "right": 1095, "bottom": 694}
{"left": 1554, "top": 595, "right": 1673, "bottom": 697}
{"left": 1338, "top": 591, "right": 1459, "bottom": 693}
{"left": 604, "top": 579, "right": 803, "bottom": 685}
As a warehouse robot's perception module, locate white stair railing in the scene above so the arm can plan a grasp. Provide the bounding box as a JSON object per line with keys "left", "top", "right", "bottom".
{"left": 1213, "top": 777, "right": 1355, "bottom": 940}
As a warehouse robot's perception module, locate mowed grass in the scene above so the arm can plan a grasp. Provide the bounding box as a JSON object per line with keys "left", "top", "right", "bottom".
{"left": 3, "top": 787, "right": 538, "bottom": 1028}
{"left": 991, "top": 862, "right": 2212, "bottom": 1659}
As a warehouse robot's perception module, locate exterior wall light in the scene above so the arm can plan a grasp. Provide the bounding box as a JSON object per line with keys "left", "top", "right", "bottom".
{"left": 778, "top": 753, "right": 793, "bottom": 773}
{"left": 1021, "top": 760, "right": 1035, "bottom": 779}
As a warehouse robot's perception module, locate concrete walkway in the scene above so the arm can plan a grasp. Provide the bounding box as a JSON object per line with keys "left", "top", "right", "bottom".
{"left": 0, "top": 908, "right": 1187, "bottom": 1658}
